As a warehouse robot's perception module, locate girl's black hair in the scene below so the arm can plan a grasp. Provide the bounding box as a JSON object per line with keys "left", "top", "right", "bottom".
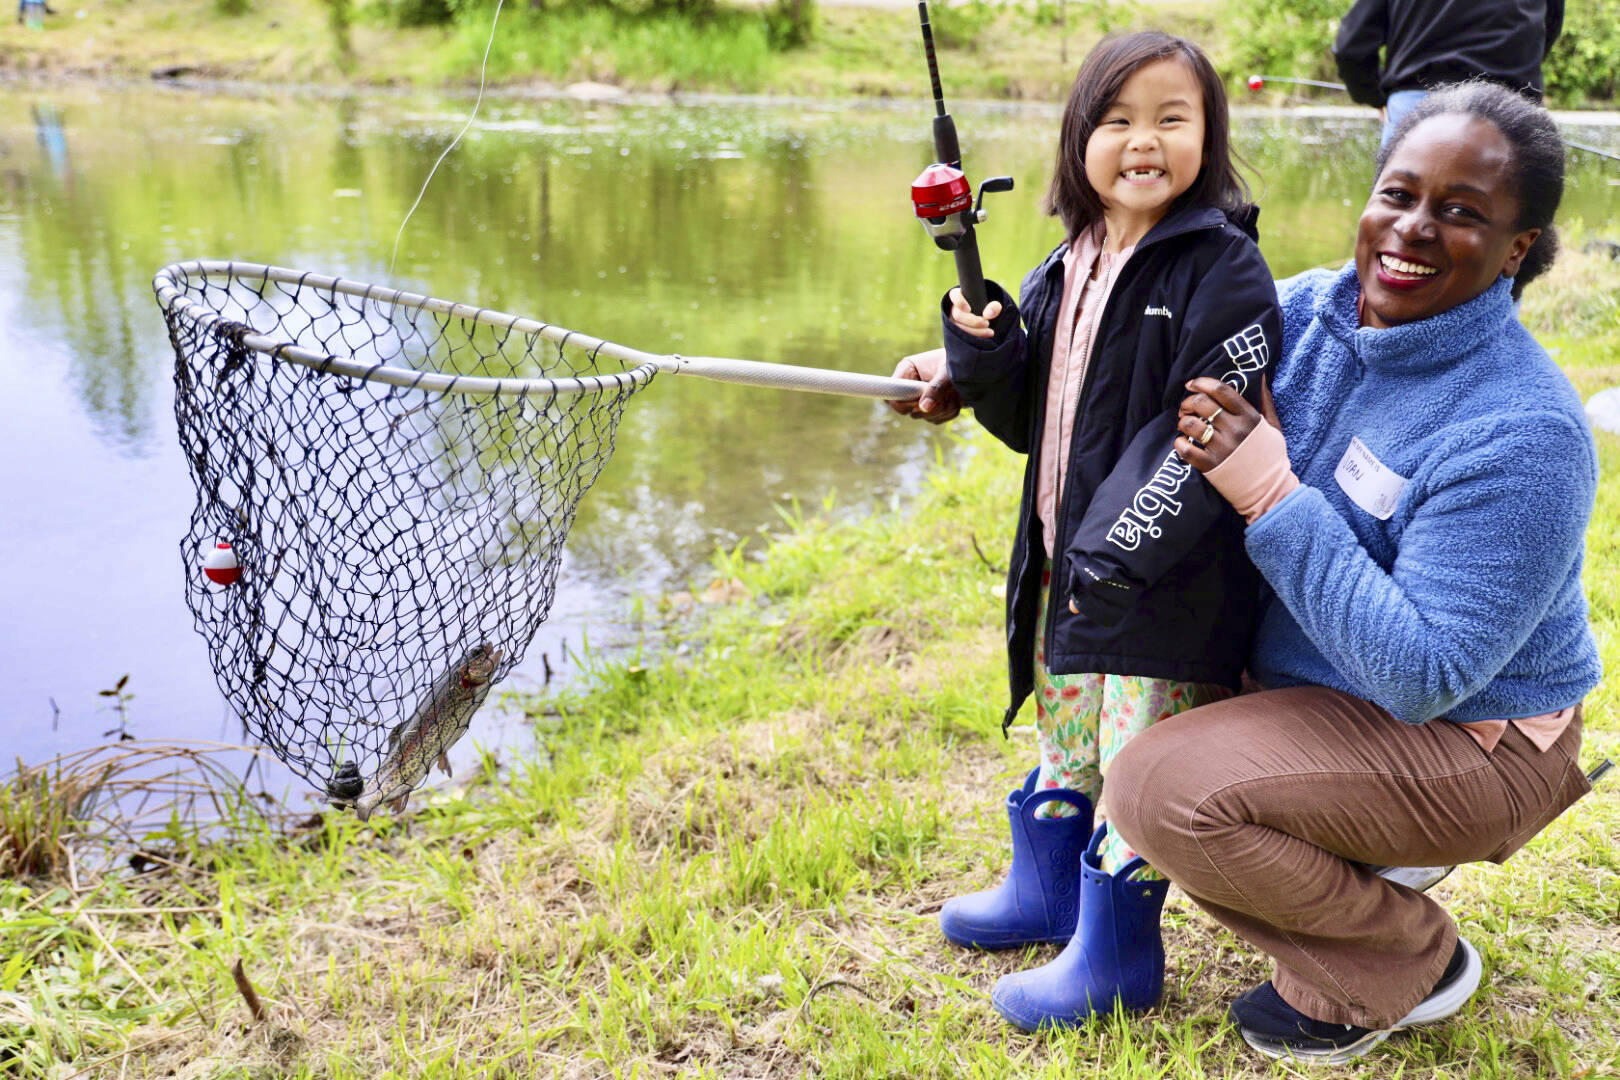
{"left": 1376, "top": 81, "right": 1565, "bottom": 299}
{"left": 1043, "top": 31, "right": 1249, "bottom": 241}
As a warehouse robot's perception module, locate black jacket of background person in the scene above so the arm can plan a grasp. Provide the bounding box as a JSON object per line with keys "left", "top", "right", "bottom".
{"left": 1333, "top": 0, "right": 1565, "bottom": 108}
{"left": 942, "top": 203, "right": 1281, "bottom": 732}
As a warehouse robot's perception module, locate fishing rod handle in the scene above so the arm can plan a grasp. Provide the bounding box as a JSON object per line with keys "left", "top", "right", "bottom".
{"left": 933, "top": 114, "right": 962, "bottom": 169}
{"left": 952, "top": 231, "right": 989, "bottom": 315}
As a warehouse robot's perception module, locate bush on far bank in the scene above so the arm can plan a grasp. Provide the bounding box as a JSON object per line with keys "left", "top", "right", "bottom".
{"left": 1545, "top": 0, "right": 1620, "bottom": 106}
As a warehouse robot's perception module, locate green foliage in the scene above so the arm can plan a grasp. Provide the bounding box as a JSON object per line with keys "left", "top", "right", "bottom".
{"left": 212, "top": 0, "right": 251, "bottom": 15}
{"left": 1077, "top": 0, "right": 1140, "bottom": 36}
{"left": 928, "top": 0, "right": 997, "bottom": 51}
{"left": 1225, "top": 0, "right": 1343, "bottom": 88}
{"left": 367, "top": 0, "right": 455, "bottom": 28}
{"left": 325, "top": 0, "right": 356, "bottom": 71}
{"left": 1020, "top": 0, "right": 1139, "bottom": 37}
{"left": 444, "top": 2, "right": 773, "bottom": 86}
{"left": 1545, "top": 0, "right": 1620, "bottom": 105}
{"left": 764, "top": 0, "right": 815, "bottom": 51}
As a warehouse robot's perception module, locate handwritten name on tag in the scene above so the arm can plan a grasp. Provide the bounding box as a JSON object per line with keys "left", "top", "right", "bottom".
{"left": 1334, "top": 436, "right": 1408, "bottom": 520}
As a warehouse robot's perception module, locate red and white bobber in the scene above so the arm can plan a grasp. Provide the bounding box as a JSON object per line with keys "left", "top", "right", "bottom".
{"left": 202, "top": 542, "right": 241, "bottom": 586}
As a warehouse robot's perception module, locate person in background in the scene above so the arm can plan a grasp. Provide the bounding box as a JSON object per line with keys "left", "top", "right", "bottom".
{"left": 1108, "top": 82, "right": 1598, "bottom": 1065}
{"left": 17, "top": 0, "right": 56, "bottom": 23}
{"left": 888, "top": 30, "right": 1280, "bottom": 1031}
{"left": 1333, "top": 0, "right": 1564, "bottom": 144}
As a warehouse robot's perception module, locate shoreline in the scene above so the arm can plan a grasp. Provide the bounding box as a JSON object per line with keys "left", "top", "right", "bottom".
{"left": 8, "top": 69, "right": 1620, "bottom": 131}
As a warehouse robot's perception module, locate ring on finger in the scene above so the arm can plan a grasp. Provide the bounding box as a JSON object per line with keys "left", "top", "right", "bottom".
{"left": 1197, "top": 420, "right": 1216, "bottom": 446}
{"left": 1207, "top": 406, "right": 1225, "bottom": 423}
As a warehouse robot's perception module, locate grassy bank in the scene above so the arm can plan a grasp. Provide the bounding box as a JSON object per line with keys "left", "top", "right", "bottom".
{"left": 8, "top": 0, "right": 1617, "bottom": 105}
{"left": 0, "top": 0, "right": 1215, "bottom": 100}
{"left": 3, "top": 248, "right": 1619, "bottom": 1077}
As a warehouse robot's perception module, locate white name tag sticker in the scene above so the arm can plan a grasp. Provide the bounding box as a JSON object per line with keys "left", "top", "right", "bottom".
{"left": 1334, "top": 436, "right": 1408, "bottom": 520}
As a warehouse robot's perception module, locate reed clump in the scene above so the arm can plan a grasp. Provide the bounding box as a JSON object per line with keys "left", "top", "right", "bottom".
{"left": 0, "top": 741, "right": 277, "bottom": 884}
{"left": 0, "top": 758, "right": 101, "bottom": 880}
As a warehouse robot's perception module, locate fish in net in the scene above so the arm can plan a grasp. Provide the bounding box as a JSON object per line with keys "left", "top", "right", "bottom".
{"left": 153, "top": 261, "right": 921, "bottom": 815}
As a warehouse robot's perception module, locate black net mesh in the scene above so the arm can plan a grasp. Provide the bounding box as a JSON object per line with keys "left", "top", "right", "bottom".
{"left": 157, "top": 264, "right": 653, "bottom": 809}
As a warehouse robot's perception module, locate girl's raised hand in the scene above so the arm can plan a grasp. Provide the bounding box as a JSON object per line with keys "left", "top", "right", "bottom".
{"left": 1174, "top": 376, "right": 1263, "bottom": 471}
{"left": 947, "top": 287, "right": 1003, "bottom": 339}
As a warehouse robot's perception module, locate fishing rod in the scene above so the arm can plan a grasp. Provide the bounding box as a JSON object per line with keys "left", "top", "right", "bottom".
{"left": 1245, "top": 74, "right": 1620, "bottom": 162}
{"left": 909, "top": 1, "right": 1013, "bottom": 315}
{"left": 1245, "top": 74, "right": 1348, "bottom": 92}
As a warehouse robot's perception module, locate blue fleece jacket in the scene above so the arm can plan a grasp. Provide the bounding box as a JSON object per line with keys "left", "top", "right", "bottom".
{"left": 1249, "top": 264, "right": 1601, "bottom": 724}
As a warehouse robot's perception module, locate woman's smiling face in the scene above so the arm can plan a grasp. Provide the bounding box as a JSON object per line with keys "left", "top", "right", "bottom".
{"left": 1355, "top": 113, "right": 1541, "bottom": 328}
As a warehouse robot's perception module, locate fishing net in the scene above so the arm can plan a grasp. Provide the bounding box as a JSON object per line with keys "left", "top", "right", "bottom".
{"left": 156, "top": 262, "right": 656, "bottom": 803}
{"left": 154, "top": 261, "right": 916, "bottom": 810}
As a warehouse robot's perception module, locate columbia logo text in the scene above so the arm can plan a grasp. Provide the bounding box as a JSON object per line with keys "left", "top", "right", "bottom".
{"left": 1143, "top": 305, "right": 1173, "bottom": 318}
{"left": 1106, "top": 450, "right": 1194, "bottom": 551}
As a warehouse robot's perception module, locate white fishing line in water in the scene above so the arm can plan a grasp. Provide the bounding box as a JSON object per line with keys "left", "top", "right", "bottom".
{"left": 389, "top": 0, "right": 507, "bottom": 275}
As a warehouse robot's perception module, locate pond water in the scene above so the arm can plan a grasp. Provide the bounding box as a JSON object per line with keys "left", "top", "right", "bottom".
{"left": 3, "top": 85, "right": 1617, "bottom": 801}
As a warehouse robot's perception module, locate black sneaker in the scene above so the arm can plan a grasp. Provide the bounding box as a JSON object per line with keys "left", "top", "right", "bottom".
{"left": 1231, "top": 938, "right": 1481, "bottom": 1065}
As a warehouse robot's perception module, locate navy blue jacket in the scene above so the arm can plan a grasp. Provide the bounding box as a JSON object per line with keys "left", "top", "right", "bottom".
{"left": 943, "top": 204, "right": 1281, "bottom": 731}
{"left": 1333, "top": 0, "right": 1562, "bottom": 107}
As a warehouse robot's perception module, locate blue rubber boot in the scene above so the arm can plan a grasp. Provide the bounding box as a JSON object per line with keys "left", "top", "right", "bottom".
{"left": 939, "top": 769, "right": 1093, "bottom": 949}
{"left": 990, "top": 823, "right": 1169, "bottom": 1030}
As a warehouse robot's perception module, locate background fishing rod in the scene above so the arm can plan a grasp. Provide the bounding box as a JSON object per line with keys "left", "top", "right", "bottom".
{"left": 909, "top": 0, "right": 1013, "bottom": 315}
{"left": 1245, "top": 74, "right": 1620, "bottom": 163}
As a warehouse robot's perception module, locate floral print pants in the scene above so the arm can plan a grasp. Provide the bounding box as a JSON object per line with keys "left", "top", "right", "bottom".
{"left": 1033, "top": 563, "right": 1231, "bottom": 875}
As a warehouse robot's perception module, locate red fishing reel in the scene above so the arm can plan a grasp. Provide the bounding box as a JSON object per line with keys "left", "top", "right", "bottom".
{"left": 912, "top": 163, "right": 971, "bottom": 222}
{"left": 910, "top": 163, "right": 1013, "bottom": 249}
{"left": 911, "top": 0, "right": 1011, "bottom": 313}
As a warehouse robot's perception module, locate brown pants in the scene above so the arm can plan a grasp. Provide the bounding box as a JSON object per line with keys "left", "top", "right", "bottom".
{"left": 1106, "top": 686, "right": 1592, "bottom": 1028}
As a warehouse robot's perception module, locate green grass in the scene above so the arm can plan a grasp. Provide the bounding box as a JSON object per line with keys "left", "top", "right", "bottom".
{"left": 439, "top": 4, "right": 775, "bottom": 91}
{"left": 3, "top": 248, "right": 1619, "bottom": 1077}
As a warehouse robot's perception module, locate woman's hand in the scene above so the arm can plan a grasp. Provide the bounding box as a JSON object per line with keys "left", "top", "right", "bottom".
{"left": 1175, "top": 376, "right": 1275, "bottom": 472}
{"left": 888, "top": 347, "right": 961, "bottom": 424}
{"left": 946, "top": 286, "right": 1004, "bottom": 340}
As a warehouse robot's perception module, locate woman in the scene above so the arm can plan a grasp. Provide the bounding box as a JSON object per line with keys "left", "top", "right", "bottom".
{"left": 1106, "top": 81, "right": 1599, "bottom": 1065}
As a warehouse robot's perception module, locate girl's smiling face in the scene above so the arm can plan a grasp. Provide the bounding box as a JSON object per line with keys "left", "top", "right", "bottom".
{"left": 1355, "top": 114, "right": 1541, "bottom": 327}
{"left": 1084, "top": 58, "right": 1206, "bottom": 243}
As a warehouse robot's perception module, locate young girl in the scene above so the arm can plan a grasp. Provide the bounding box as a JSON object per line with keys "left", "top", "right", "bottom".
{"left": 891, "top": 31, "right": 1280, "bottom": 1030}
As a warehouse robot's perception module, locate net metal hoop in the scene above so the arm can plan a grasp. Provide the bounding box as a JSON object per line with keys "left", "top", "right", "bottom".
{"left": 153, "top": 260, "right": 924, "bottom": 401}
{"left": 154, "top": 260, "right": 663, "bottom": 398}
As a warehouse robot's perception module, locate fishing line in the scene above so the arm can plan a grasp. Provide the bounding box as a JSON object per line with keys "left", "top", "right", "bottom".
{"left": 389, "top": 0, "right": 507, "bottom": 275}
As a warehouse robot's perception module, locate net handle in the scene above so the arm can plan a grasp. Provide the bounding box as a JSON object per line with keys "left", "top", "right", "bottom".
{"left": 154, "top": 260, "right": 926, "bottom": 401}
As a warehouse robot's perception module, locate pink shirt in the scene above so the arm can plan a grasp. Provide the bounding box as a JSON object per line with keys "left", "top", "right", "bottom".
{"left": 1206, "top": 421, "right": 1578, "bottom": 753}
{"left": 1036, "top": 227, "right": 1136, "bottom": 559}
